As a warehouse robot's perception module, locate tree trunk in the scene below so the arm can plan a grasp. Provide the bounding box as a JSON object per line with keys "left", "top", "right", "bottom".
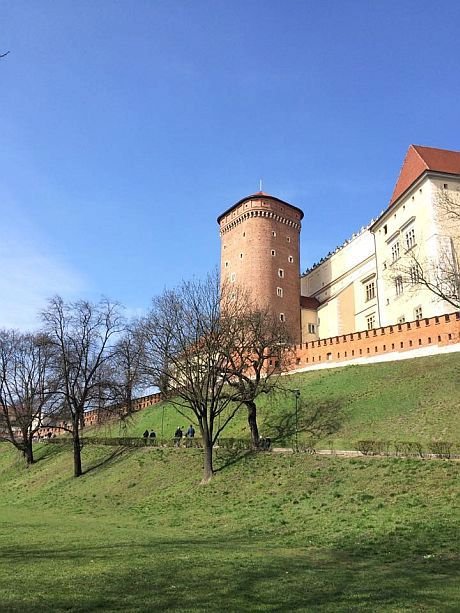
{"left": 73, "top": 428, "right": 83, "bottom": 477}
{"left": 201, "top": 441, "right": 213, "bottom": 484}
{"left": 245, "top": 400, "right": 260, "bottom": 447}
{"left": 24, "top": 441, "right": 34, "bottom": 465}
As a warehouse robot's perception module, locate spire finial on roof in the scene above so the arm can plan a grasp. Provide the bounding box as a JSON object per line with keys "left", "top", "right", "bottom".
{"left": 259, "top": 178, "right": 263, "bottom": 192}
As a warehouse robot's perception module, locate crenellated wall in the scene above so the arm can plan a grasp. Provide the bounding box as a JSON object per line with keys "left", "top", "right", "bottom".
{"left": 290, "top": 312, "right": 460, "bottom": 369}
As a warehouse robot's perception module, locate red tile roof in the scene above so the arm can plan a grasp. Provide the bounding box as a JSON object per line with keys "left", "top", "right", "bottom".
{"left": 300, "top": 296, "right": 320, "bottom": 310}
{"left": 389, "top": 145, "right": 460, "bottom": 207}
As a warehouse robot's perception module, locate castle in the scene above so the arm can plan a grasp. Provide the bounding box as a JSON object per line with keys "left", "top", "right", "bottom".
{"left": 218, "top": 144, "right": 460, "bottom": 344}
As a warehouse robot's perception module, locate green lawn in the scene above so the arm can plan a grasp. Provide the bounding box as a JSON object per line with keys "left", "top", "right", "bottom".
{"left": 0, "top": 441, "right": 459, "bottom": 611}
{"left": 94, "top": 353, "right": 460, "bottom": 450}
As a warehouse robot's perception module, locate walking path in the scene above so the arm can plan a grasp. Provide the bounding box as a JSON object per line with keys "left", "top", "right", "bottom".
{"left": 271, "top": 447, "right": 459, "bottom": 460}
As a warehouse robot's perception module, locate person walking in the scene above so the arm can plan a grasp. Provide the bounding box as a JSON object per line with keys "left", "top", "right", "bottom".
{"left": 174, "top": 426, "right": 183, "bottom": 447}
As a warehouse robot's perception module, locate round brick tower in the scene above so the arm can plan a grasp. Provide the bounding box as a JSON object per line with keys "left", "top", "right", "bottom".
{"left": 217, "top": 192, "right": 304, "bottom": 342}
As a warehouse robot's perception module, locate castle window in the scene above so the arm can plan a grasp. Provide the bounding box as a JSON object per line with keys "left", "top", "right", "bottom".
{"left": 230, "top": 273, "right": 236, "bottom": 283}
{"left": 240, "top": 253, "right": 243, "bottom": 259}
{"left": 410, "top": 265, "right": 420, "bottom": 284}
{"left": 288, "top": 256, "right": 293, "bottom": 263}
{"left": 276, "top": 287, "right": 283, "bottom": 297}
{"left": 271, "top": 250, "right": 276, "bottom": 256}
{"left": 308, "top": 323, "right": 316, "bottom": 334}
{"left": 365, "top": 281, "right": 375, "bottom": 302}
{"left": 414, "top": 306, "right": 423, "bottom": 320}
{"left": 383, "top": 224, "right": 388, "bottom": 235}
{"left": 272, "top": 231, "right": 276, "bottom": 237}
{"left": 395, "top": 276, "right": 404, "bottom": 296}
{"left": 225, "top": 261, "right": 229, "bottom": 268}
{"left": 366, "top": 314, "right": 375, "bottom": 330}
{"left": 391, "top": 241, "right": 400, "bottom": 262}
{"left": 405, "top": 227, "right": 416, "bottom": 250}
{"left": 443, "top": 183, "right": 448, "bottom": 189}
{"left": 278, "top": 269, "right": 284, "bottom": 278}
{"left": 286, "top": 236, "right": 291, "bottom": 243}
{"left": 243, "top": 232, "right": 246, "bottom": 237}
{"left": 397, "top": 316, "right": 406, "bottom": 324}
{"left": 279, "top": 313, "right": 285, "bottom": 322}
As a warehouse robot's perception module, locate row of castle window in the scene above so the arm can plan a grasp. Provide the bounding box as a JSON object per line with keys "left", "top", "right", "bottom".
{"left": 397, "top": 307, "right": 423, "bottom": 324}
{"left": 368, "top": 306, "right": 423, "bottom": 330}
{"left": 271, "top": 231, "right": 291, "bottom": 243}
{"left": 224, "top": 254, "right": 293, "bottom": 266}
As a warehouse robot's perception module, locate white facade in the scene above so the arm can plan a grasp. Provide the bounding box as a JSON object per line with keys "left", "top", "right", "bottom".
{"left": 300, "top": 146, "right": 460, "bottom": 341}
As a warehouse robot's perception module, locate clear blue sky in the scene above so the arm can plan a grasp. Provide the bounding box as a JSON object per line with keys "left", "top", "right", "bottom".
{"left": 2, "top": 0, "right": 460, "bottom": 328}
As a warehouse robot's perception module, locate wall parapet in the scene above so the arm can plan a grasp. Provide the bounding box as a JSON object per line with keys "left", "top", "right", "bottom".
{"left": 291, "top": 312, "right": 460, "bottom": 368}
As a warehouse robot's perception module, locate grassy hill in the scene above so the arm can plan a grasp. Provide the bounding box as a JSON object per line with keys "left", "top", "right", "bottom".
{"left": 93, "top": 353, "right": 460, "bottom": 449}
{"left": 0, "top": 441, "right": 459, "bottom": 611}
{"left": 1, "top": 352, "right": 459, "bottom": 611}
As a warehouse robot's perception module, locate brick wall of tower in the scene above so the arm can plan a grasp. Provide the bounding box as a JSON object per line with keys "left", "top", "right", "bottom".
{"left": 219, "top": 195, "right": 302, "bottom": 342}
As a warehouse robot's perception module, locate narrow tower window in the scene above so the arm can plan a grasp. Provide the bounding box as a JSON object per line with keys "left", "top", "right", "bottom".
{"left": 277, "top": 287, "right": 283, "bottom": 297}
{"left": 278, "top": 269, "right": 284, "bottom": 278}
{"left": 279, "top": 313, "right": 285, "bottom": 322}
{"left": 271, "top": 250, "right": 276, "bottom": 256}
{"left": 272, "top": 231, "right": 276, "bottom": 237}
{"left": 288, "top": 256, "right": 293, "bottom": 263}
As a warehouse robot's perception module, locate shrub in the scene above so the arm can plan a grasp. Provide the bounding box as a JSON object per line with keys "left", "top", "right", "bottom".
{"left": 429, "top": 441, "right": 453, "bottom": 459}
{"left": 355, "top": 440, "right": 389, "bottom": 455}
{"left": 394, "top": 441, "right": 425, "bottom": 458}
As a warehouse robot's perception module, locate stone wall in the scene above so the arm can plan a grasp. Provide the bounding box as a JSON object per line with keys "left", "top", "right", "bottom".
{"left": 291, "top": 311, "right": 460, "bottom": 369}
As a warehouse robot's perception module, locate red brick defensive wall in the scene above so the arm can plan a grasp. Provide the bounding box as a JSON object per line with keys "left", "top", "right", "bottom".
{"left": 291, "top": 312, "right": 460, "bottom": 369}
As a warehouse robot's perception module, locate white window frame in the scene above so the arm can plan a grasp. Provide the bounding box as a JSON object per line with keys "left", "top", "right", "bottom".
{"left": 365, "top": 281, "right": 375, "bottom": 302}
{"left": 405, "top": 227, "right": 416, "bottom": 251}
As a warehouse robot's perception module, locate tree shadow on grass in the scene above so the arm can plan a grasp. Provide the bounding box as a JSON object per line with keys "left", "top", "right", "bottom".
{"left": 263, "top": 398, "right": 345, "bottom": 447}
{"left": 214, "top": 447, "right": 255, "bottom": 473}
{"left": 1, "top": 523, "right": 458, "bottom": 612}
{"left": 33, "top": 442, "right": 68, "bottom": 463}
{"left": 83, "top": 446, "right": 134, "bottom": 475}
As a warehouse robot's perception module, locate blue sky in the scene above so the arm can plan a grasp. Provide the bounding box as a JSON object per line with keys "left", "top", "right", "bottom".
{"left": 2, "top": 0, "right": 460, "bottom": 328}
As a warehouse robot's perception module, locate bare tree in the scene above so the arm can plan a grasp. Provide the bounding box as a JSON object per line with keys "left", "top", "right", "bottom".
{"left": 109, "top": 321, "right": 146, "bottom": 425}
{"left": 141, "top": 272, "right": 246, "bottom": 483}
{"left": 222, "top": 303, "right": 294, "bottom": 447}
{"left": 389, "top": 190, "right": 460, "bottom": 311}
{"left": 0, "top": 330, "right": 57, "bottom": 465}
{"left": 41, "top": 296, "right": 124, "bottom": 477}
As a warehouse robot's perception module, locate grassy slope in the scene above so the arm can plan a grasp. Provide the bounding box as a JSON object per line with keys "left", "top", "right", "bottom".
{"left": 0, "top": 441, "right": 459, "bottom": 611}
{"left": 94, "top": 353, "right": 460, "bottom": 448}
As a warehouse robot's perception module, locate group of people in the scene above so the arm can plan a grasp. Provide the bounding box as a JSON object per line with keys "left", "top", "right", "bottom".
{"left": 174, "top": 425, "right": 195, "bottom": 446}
{"left": 142, "top": 424, "right": 196, "bottom": 446}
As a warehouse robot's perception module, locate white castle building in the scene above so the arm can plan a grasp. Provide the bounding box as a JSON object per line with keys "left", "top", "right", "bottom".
{"left": 300, "top": 144, "right": 460, "bottom": 341}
